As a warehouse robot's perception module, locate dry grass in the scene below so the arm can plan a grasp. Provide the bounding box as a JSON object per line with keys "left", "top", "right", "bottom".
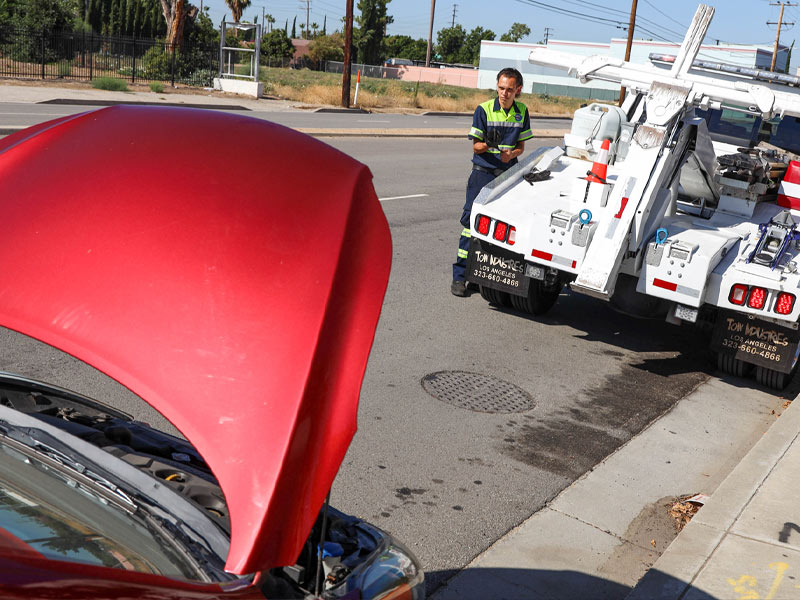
{"left": 261, "top": 67, "right": 587, "bottom": 116}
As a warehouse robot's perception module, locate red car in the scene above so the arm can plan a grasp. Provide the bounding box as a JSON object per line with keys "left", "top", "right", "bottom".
{"left": 0, "top": 106, "right": 424, "bottom": 599}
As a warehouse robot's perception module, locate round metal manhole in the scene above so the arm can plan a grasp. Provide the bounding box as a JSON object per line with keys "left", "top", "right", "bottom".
{"left": 421, "top": 371, "right": 534, "bottom": 413}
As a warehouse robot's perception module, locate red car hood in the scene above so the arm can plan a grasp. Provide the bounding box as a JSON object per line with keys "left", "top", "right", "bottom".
{"left": 0, "top": 106, "right": 391, "bottom": 574}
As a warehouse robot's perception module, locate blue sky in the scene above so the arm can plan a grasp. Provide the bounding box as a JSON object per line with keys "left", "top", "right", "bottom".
{"left": 202, "top": 1, "right": 798, "bottom": 52}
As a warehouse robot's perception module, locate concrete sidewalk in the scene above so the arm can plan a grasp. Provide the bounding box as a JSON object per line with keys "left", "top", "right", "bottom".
{"left": 629, "top": 387, "right": 800, "bottom": 600}
{"left": 0, "top": 82, "right": 570, "bottom": 138}
{"left": 430, "top": 377, "right": 794, "bottom": 600}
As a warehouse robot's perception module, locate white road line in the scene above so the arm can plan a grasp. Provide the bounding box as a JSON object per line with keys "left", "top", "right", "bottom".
{"left": 358, "top": 119, "right": 390, "bottom": 123}
{"left": 379, "top": 193, "right": 429, "bottom": 202}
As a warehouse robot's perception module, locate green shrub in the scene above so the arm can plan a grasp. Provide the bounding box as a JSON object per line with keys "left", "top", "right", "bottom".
{"left": 92, "top": 77, "right": 128, "bottom": 91}
{"left": 142, "top": 45, "right": 171, "bottom": 80}
{"left": 149, "top": 81, "right": 164, "bottom": 93}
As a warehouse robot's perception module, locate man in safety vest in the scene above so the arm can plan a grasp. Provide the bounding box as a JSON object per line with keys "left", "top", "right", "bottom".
{"left": 451, "top": 67, "right": 533, "bottom": 297}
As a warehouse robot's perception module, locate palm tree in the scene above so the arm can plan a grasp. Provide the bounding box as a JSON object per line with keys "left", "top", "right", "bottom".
{"left": 311, "top": 22, "right": 319, "bottom": 38}
{"left": 225, "top": 0, "right": 251, "bottom": 23}
{"left": 266, "top": 13, "right": 275, "bottom": 33}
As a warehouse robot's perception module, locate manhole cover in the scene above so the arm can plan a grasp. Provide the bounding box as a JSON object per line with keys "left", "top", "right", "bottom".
{"left": 421, "top": 371, "right": 534, "bottom": 413}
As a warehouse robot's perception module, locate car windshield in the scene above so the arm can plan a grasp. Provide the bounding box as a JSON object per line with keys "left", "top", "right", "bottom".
{"left": 695, "top": 106, "right": 800, "bottom": 155}
{"left": 0, "top": 437, "right": 203, "bottom": 580}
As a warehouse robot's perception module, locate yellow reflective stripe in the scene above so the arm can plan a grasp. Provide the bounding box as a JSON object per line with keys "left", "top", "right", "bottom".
{"left": 519, "top": 129, "right": 533, "bottom": 140}
{"left": 486, "top": 148, "right": 501, "bottom": 154}
{"left": 461, "top": 228, "right": 471, "bottom": 238}
{"left": 469, "top": 127, "right": 484, "bottom": 139}
{"left": 457, "top": 249, "right": 469, "bottom": 258}
{"left": 498, "top": 144, "right": 516, "bottom": 149}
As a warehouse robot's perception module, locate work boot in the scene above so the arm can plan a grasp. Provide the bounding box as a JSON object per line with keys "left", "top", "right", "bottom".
{"left": 451, "top": 280, "right": 467, "bottom": 297}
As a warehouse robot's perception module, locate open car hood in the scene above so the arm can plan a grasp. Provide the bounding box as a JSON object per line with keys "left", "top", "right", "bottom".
{"left": 0, "top": 106, "right": 391, "bottom": 575}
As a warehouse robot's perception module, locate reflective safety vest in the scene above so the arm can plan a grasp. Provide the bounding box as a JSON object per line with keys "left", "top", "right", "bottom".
{"left": 468, "top": 97, "right": 533, "bottom": 171}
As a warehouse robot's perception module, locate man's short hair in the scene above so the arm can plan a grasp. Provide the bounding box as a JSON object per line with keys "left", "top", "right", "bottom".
{"left": 497, "top": 68, "right": 523, "bottom": 89}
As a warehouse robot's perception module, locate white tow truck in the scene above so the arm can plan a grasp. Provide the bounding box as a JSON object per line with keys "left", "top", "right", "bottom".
{"left": 465, "top": 4, "right": 800, "bottom": 389}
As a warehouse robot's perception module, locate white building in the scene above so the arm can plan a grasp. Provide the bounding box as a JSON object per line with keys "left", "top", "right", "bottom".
{"left": 478, "top": 38, "right": 789, "bottom": 101}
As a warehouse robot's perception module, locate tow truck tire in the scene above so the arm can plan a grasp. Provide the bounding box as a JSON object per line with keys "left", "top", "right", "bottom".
{"left": 479, "top": 285, "right": 511, "bottom": 307}
{"left": 754, "top": 365, "right": 791, "bottom": 390}
{"left": 510, "top": 279, "right": 562, "bottom": 315}
{"left": 716, "top": 353, "right": 752, "bottom": 378}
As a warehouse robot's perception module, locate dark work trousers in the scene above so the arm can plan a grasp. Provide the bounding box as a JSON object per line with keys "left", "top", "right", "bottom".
{"left": 453, "top": 169, "right": 497, "bottom": 281}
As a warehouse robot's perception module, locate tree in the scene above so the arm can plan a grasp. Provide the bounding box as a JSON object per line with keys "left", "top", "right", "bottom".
{"left": 310, "top": 22, "right": 318, "bottom": 38}
{"left": 384, "top": 34, "right": 427, "bottom": 61}
{"left": 308, "top": 32, "right": 344, "bottom": 64}
{"left": 159, "top": 0, "right": 198, "bottom": 45}
{"left": 298, "top": 22, "right": 305, "bottom": 39}
{"left": 462, "top": 26, "right": 494, "bottom": 65}
{"left": 321, "top": 14, "right": 325, "bottom": 35}
{"left": 435, "top": 24, "right": 465, "bottom": 64}
{"left": 500, "top": 22, "right": 530, "bottom": 43}
{"left": 265, "top": 13, "right": 274, "bottom": 32}
{"left": 12, "top": 0, "right": 79, "bottom": 30}
{"left": 291, "top": 15, "right": 296, "bottom": 37}
{"left": 224, "top": 0, "right": 249, "bottom": 23}
{"left": 355, "top": 0, "right": 392, "bottom": 65}
{"left": 261, "top": 27, "right": 294, "bottom": 58}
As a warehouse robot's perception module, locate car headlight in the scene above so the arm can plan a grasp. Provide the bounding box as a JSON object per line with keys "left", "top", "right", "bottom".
{"left": 329, "top": 536, "right": 425, "bottom": 600}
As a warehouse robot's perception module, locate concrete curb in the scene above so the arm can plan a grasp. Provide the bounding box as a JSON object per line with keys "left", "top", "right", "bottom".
{"left": 294, "top": 128, "right": 568, "bottom": 138}
{"left": 626, "top": 391, "right": 800, "bottom": 600}
{"left": 38, "top": 98, "right": 251, "bottom": 110}
{"left": 430, "top": 377, "right": 787, "bottom": 600}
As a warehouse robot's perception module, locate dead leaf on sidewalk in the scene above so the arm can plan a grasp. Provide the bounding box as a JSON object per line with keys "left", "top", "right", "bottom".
{"left": 783, "top": 400, "right": 792, "bottom": 409}
{"left": 650, "top": 539, "right": 656, "bottom": 548}
{"left": 668, "top": 493, "right": 709, "bottom": 532}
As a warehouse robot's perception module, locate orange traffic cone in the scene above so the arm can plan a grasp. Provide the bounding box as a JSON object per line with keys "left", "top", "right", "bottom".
{"left": 585, "top": 138, "right": 610, "bottom": 184}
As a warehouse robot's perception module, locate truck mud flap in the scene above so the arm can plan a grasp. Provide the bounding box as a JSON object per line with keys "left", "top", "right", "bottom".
{"left": 465, "top": 238, "right": 530, "bottom": 297}
{"left": 711, "top": 309, "right": 800, "bottom": 374}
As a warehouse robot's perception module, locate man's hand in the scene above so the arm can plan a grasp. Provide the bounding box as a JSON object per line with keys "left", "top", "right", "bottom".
{"left": 500, "top": 149, "right": 513, "bottom": 163}
{"left": 473, "top": 141, "right": 489, "bottom": 154}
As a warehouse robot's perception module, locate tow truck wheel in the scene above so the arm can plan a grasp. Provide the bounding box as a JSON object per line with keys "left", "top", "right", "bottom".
{"left": 754, "top": 365, "right": 791, "bottom": 390}
{"left": 510, "top": 279, "right": 562, "bottom": 316}
{"left": 716, "top": 353, "right": 752, "bottom": 378}
{"left": 479, "top": 285, "right": 511, "bottom": 307}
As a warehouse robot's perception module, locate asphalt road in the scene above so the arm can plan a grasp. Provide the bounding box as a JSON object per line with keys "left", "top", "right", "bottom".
{"left": 0, "top": 126, "right": 746, "bottom": 594}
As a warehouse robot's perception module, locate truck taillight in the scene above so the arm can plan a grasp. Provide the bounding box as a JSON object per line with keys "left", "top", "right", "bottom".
{"left": 748, "top": 286, "right": 767, "bottom": 309}
{"left": 508, "top": 226, "right": 516, "bottom": 245}
{"left": 775, "top": 292, "right": 795, "bottom": 315}
{"left": 476, "top": 215, "right": 490, "bottom": 235}
{"left": 729, "top": 284, "right": 748, "bottom": 305}
{"left": 494, "top": 221, "right": 508, "bottom": 242}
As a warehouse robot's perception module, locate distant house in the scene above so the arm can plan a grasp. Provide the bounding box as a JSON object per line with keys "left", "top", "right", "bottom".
{"left": 291, "top": 38, "right": 311, "bottom": 67}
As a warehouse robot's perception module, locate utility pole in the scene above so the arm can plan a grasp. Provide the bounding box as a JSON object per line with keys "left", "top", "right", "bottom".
{"left": 426, "top": 0, "right": 435, "bottom": 67}
{"left": 769, "top": 1, "right": 796, "bottom": 72}
{"left": 543, "top": 27, "right": 553, "bottom": 44}
{"left": 618, "top": 0, "right": 637, "bottom": 105}
{"left": 451, "top": 3, "right": 457, "bottom": 28}
{"left": 261, "top": 6, "right": 265, "bottom": 30}
{"left": 305, "top": 0, "right": 311, "bottom": 40}
{"left": 342, "top": 0, "right": 353, "bottom": 107}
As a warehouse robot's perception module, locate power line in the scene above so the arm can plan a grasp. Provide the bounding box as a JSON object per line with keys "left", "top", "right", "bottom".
{"left": 511, "top": 0, "right": 626, "bottom": 29}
